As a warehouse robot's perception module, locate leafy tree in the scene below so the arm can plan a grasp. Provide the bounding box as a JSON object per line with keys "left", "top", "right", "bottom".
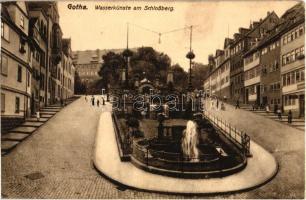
{"left": 98, "top": 51, "right": 125, "bottom": 89}
{"left": 171, "top": 64, "right": 188, "bottom": 92}
{"left": 191, "top": 62, "right": 209, "bottom": 90}
{"left": 74, "top": 71, "right": 86, "bottom": 94}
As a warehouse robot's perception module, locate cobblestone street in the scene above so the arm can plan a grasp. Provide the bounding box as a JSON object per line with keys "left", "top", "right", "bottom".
{"left": 1, "top": 97, "right": 304, "bottom": 198}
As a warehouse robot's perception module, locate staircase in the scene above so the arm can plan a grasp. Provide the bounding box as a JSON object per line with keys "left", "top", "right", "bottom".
{"left": 235, "top": 103, "right": 305, "bottom": 131}
{"left": 1, "top": 96, "right": 80, "bottom": 156}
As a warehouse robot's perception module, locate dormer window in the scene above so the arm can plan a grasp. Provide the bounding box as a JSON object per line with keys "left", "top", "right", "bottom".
{"left": 20, "top": 15, "right": 24, "bottom": 28}
{"left": 19, "top": 37, "right": 26, "bottom": 54}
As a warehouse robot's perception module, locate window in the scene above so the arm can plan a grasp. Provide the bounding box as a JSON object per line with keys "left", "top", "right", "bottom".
{"left": 17, "top": 65, "right": 22, "bottom": 82}
{"left": 20, "top": 15, "right": 24, "bottom": 28}
{"left": 15, "top": 97, "right": 20, "bottom": 113}
{"left": 40, "top": 74, "right": 45, "bottom": 89}
{"left": 1, "top": 93, "right": 5, "bottom": 113}
{"left": 1, "top": 22, "right": 9, "bottom": 41}
{"left": 282, "top": 46, "right": 305, "bottom": 66}
{"left": 27, "top": 71, "right": 30, "bottom": 87}
{"left": 1, "top": 55, "right": 8, "bottom": 76}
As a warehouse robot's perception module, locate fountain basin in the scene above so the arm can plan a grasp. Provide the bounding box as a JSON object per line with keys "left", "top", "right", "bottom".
{"left": 131, "top": 134, "right": 247, "bottom": 179}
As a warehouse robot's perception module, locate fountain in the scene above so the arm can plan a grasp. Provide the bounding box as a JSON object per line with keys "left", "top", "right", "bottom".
{"left": 181, "top": 120, "right": 199, "bottom": 162}
{"left": 130, "top": 113, "right": 247, "bottom": 178}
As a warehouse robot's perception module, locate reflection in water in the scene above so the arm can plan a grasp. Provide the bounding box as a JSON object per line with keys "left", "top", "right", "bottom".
{"left": 181, "top": 120, "right": 199, "bottom": 162}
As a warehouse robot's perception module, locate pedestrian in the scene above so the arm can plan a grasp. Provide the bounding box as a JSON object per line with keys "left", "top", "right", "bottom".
{"left": 97, "top": 99, "right": 100, "bottom": 107}
{"left": 36, "top": 111, "right": 40, "bottom": 122}
{"left": 221, "top": 102, "right": 225, "bottom": 111}
{"left": 216, "top": 99, "right": 219, "bottom": 109}
{"left": 102, "top": 97, "right": 105, "bottom": 105}
{"left": 265, "top": 104, "right": 270, "bottom": 113}
{"left": 235, "top": 99, "right": 240, "bottom": 109}
{"left": 277, "top": 107, "right": 282, "bottom": 120}
{"left": 274, "top": 104, "right": 278, "bottom": 114}
{"left": 60, "top": 98, "right": 63, "bottom": 106}
{"left": 252, "top": 104, "right": 255, "bottom": 111}
{"left": 85, "top": 95, "right": 87, "bottom": 102}
{"left": 288, "top": 110, "right": 292, "bottom": 124}
{"left": 91, "top": 96, "right": 95, "bottom": 106}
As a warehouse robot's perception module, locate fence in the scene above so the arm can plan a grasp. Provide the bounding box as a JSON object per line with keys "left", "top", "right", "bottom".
{"left": 203, "top": 110, "right": 251, "bottom": 157}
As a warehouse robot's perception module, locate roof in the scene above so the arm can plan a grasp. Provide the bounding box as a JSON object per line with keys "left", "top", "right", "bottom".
{"left": 72, "top": 48, "right": 137, "bottom": 65}
{"left": 244, "top": 2, "right": 304, "bottom": 57}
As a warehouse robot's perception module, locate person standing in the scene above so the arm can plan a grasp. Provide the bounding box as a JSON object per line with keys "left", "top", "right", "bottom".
{"left": 102, "top": 97, "right": 105, "bottom": 105}
{"left": 265, "top": 104, "right": 270, "bottom": 113}
{"left": 288, "top": 110, "right": 293, "bottom": 124}
{"left": 277, "top": 107, "right": 282, "bottom": 120}
{"left": 91, "top": 96, "right": 95, "bottom": 106}
{"left": 235, "top": 99, "right": 240, "bottom": 109}
{"left": 97, "top": 99, "right": 100, "bottom": 107}
{"left": 85, "top": 95, "right": 87, "bottom": 102}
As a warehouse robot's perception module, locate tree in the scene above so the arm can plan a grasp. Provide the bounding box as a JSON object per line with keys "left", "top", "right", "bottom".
{"left": 130, "top": 47, "right": 171, "bottom": 84}
{"left": 98, "top": 51, "right": 125, "bottom": 89}
{"left": 192, "top": 62, "right": 209, "bottom": 90}
{"left": 74, "top": 71, "right": 86, "bottom": 94}
{"left": 171, "top": 64, "right": 188, "bottom": 92}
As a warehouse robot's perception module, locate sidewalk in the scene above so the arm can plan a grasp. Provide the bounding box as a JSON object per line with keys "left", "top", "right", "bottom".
{"left": 1, "top": 96, "right": 79, "bottom": 155}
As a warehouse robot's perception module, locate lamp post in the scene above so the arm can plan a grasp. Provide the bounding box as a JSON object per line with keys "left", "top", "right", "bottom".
{"left": 186, "top": 25, "right": 195, "bottom": 92}
{"left": 122, "top": 23, "right": 133, "bottom": 90}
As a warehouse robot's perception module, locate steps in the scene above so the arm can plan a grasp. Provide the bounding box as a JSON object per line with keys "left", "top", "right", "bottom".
{"left": 1, "top": 96, "right": 80, "bottom": 156}
{"left": 237, "top": 104, "right": 305, "bottom": 131}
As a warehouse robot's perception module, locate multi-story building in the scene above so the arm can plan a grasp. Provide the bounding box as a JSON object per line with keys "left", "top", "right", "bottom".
{"left": 280, "top": 2, "right": 305, "bottom": 117}
{"left": 61, "top": 38, "right": 75, "bottom": 99}
{"left": 28, "top": 5, "right": 48, "bottom": 113}
{"left": 244, "top": 25, "right": 282, "bottom": 108}
{"left": 230, "top": 12, "right": 280, "bottom": 103}
{"left": 203, "top": 47, "right": 231, "bottom": 100}
{"left": 28, "top": 2, "right": 63, "bottom": 105}
{"left": 72, "top": 49, "right": 105, "bottom": 84}
{"left": 1, "top": 2, "right": 32, "bottom": 130}
{"left": 1, "top": 2, "right": 75, "bottom": 131}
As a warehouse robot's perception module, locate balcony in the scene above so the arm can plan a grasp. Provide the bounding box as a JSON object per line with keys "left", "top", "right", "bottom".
{"left": 244, "top": 76, "right": 260, "bottom": 87}
{"left": 282, "top": 82, "right": 305, "bottom": 94}
{"left": 244, "top": 57, "right": 259, "bottom": 71}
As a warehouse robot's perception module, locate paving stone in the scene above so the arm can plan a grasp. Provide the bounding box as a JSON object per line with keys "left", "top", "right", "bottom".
{"left": 2, "top": 132, "right": 29, "bottom": 141}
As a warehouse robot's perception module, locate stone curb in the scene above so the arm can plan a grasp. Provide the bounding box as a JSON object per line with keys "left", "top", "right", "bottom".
{"left": 93, "top": 112, "right": 279, "bottom": 195}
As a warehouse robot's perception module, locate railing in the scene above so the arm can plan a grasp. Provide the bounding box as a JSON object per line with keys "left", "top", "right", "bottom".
{"left": 132, "top": 140, "right": 243, "bottom": 175}
{"left": 203, "top": 110, "right": 251, "bottom": 157}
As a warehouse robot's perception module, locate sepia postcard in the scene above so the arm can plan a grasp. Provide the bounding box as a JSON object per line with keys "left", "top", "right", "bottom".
{"left": 0, "top": 0, "right": 305, "bottom": 199}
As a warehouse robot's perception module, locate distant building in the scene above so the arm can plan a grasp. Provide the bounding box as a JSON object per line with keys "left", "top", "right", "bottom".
{"left": 72, "top": 48, "right": 135, "bottom": 85}
{"left": 72, "top": 49, "right": 104, "bottom": 83}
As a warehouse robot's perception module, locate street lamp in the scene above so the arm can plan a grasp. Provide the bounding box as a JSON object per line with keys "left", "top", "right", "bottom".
{"left": 122, "top": 23, "right": 133, "bottom": 90}
{"left": 186, "top": 25, "right": 195, "bottom": 92}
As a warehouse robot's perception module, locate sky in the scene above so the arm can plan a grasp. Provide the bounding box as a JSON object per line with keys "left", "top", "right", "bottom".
{"left": 58, "top": 1, "right": 299, "bottom": 70}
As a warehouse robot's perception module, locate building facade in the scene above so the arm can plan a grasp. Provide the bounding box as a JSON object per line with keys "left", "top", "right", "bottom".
{"left": 280, "top": 3, "right": 305, "bottom": 117}
{"left": 1, "top": 2, "right": 75, "bottom": 131}
{"left": 1, "top": 2, "right": 32, "bottom": 130}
